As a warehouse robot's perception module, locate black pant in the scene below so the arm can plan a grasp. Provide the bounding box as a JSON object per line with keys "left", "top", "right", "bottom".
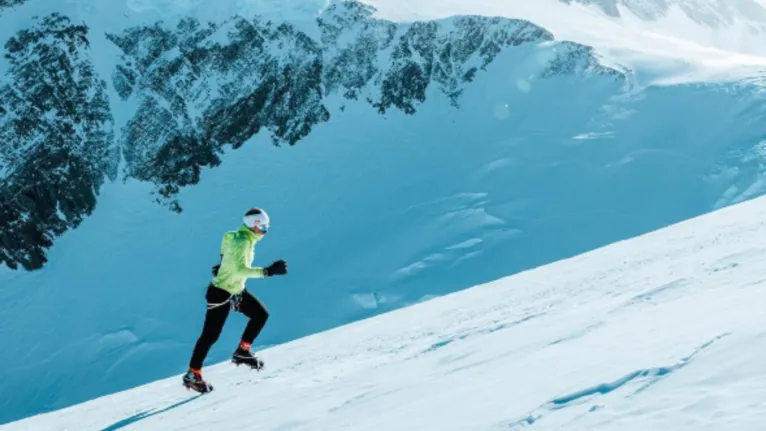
{"left": 189, "top": 285, "right": 269, "bottom": 370}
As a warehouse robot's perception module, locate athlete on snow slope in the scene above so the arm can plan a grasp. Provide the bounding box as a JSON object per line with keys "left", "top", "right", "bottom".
{"left": 183, "top": 208, "right": 288, "bottom": 393}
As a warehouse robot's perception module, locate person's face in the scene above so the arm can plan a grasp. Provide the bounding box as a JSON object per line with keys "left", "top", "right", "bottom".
{"left": 249, "top": 222, "right": 268, "bottom": 236}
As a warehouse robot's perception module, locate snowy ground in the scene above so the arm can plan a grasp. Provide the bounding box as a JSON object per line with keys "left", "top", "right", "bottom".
{"left": 5, "top": 195, "right": 766, "bottom": 430}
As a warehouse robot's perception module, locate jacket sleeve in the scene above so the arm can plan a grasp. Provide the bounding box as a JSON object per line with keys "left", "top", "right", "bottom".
{"left": 231, "top": 234, "right": 265, "bottom": 279}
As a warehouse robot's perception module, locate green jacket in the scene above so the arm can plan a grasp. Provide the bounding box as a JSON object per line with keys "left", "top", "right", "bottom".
{"left": 212, "top": 225, "right": 266, "bottom": 295}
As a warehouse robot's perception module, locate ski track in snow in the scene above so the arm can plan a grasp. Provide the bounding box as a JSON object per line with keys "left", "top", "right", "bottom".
{"left": 5, "top": 194, "right": 766, "bottom": 430}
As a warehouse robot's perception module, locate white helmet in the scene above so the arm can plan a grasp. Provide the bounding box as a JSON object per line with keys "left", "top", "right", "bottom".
{"left": 243, "top": 208, "right": 270, "bottom": 233}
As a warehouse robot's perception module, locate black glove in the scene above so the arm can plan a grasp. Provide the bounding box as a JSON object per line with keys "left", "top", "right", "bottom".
{"left": 264, "top": 259, "right": 287, "bottom": 277}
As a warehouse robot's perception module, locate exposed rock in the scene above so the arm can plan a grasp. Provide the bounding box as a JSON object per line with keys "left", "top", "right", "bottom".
{"left": 109, "top": 1, "right": 620, "bottom": 211}
{"left": 0, "top": 13, "right": 116, "bottom": 270}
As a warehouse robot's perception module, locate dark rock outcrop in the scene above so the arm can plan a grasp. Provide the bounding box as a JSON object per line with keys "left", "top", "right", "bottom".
{"left": 0, "top": 13, "right": 116, "bottom": 270}
{"left": 108, "top": 1, "right": 621, "bottom": 212}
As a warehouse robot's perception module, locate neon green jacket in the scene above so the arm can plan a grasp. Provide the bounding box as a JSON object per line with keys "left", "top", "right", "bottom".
{"left": 211, "top": 225, "right": 266, "bottom": 295}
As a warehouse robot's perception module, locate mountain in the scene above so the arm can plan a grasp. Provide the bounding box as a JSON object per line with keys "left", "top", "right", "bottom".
{"left": 0, "top": 12, "right": 117, "bottom": 270}
{"left": 561, "top": 0, "right": 766, "bottom": 26}
{"left": 4, "top": 189, "right": 766, "bottom": 431}
{"left": 3, "top": 0, "right": 766, "bottom": 425}
{"left": 0, "top": 1, "right": 617, "bottom": 271}
{"left": 365, "top": 0, "right": 766, "bottom": 79}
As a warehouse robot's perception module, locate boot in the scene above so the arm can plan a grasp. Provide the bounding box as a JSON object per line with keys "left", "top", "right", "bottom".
{"left": 182, "top": 369, "right": 213, "bottom": 393}
{"left": 231, "top": 342, "right": 264, "bottom": 370}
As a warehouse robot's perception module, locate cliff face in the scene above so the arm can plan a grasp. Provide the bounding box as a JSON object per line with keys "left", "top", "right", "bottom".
{"left": 0, "top": 13, "right": 116, "bottom": 270}
{"left": 0, "top": 1, "right": 621, "bottom": 270}
{"left": 107, "top": 2, "right": 616, "bottom": 212}
{"left": 0, "top": 0, "right": 28, "bottom": 12}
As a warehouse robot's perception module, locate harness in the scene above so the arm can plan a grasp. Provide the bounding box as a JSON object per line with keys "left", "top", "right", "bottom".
{"left": 207, "top": 293, "right": 243, "bottom": 311}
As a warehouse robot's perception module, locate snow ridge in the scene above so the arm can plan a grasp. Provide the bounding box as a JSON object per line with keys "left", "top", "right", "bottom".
{"left": 560, "top": 0, "right": 766, "bottom": 27}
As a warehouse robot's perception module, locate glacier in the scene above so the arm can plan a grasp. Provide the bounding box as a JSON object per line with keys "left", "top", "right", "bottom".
{"left": 3, "top": 189, "right": 766, "bottom": 431}
{"left": 3, "top": 0, "right": 766, "bottom": 424}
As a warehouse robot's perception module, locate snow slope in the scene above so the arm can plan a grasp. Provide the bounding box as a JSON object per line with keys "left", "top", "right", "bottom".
{"left": 363, "top": 0, "right": 766, "bottom": 84}
{"left": 5, "top": 0, "right": 766, "bottom": 425}
{"left": 4, "top": 188, "right": 766, "bottom": 431}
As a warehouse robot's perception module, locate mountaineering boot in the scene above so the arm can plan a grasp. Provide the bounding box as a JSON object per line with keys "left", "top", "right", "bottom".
{"left": 182, "top": 369, "right": 213, "bottom": 393}
{"left": 231, "top": 342, "right": 264, "bottom": 370}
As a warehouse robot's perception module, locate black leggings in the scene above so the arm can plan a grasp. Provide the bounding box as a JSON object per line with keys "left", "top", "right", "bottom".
{"left": 189, "top": 285, "right": 269, "bottom": 370}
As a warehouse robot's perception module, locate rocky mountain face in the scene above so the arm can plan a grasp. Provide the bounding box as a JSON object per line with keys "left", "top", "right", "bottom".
{"left": 0, "top": 0, "right": 28, "bottom": 12}
{"left": 0, "top": 1, "right": 622, "bottom": 271}
{"left": 0, "top": 13, "right": 116, "bottom": 271}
